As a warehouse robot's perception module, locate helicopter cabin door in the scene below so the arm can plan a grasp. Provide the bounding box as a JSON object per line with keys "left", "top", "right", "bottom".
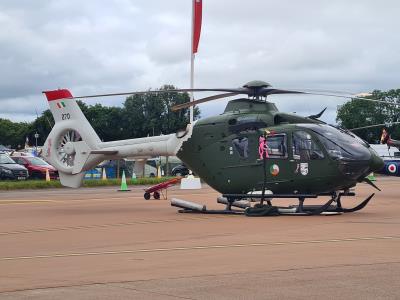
{"left": 289, "top": 129, "right": 328, "bottom": 193}
{"left": 257, "top": 132, "right": 292, "bottom": 193}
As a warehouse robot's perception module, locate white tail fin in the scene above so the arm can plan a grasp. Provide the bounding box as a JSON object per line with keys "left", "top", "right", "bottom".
{"left": 42, "top": 89, "right": 104, "bottom": 187}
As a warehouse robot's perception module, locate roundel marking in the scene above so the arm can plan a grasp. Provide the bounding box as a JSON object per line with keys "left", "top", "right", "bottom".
{"left": 387, "top": 163, "right": 397, "bottom": 174}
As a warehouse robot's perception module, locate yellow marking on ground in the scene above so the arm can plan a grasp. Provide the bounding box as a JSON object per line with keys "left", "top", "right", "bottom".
{"left": 0, "top": 197, "right": 141, "bottom": 204}
{"left": 1, "top": 236, "right": 398, "bottom": 261}
{"left": 0, "top": 216, "right": 222, "bottom": 236}
{"left": 0, "top": 200, "right": 57, "bottom": 205}
{"left": 0, "top": 192, "right": 217, "bottom": 205}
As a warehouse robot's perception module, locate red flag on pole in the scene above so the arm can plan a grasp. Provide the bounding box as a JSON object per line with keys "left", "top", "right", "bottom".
{"left": 192, "top": 0, "right": 202, "bottom": 54}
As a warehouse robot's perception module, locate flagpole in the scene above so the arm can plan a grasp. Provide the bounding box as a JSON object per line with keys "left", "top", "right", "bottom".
{"left": 190, "top": 0, "right": 195, "bottom": 124}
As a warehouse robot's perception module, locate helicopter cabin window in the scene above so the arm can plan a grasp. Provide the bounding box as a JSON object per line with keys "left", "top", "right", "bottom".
{"left": 266, "top": 134, "right": 287, "bottom": 158}
{"left": 292, "top": 131, "right": 324, "bottom": 160}
{"left": 232, "top": 137, "right": 249, "bottom": 158}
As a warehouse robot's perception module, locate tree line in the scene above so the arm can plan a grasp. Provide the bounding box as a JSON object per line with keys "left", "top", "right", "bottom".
{"left": 0, "top": 85, "right": 200, "bottom": 149}
{"left": 336, "top": 89, "right": 400, "bottom": 143}
{"left": 1, "top": 87, "right": 399, "bottom": 148}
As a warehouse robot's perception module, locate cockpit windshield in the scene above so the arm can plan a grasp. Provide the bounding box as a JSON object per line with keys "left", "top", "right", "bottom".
{"left": 300, "top": 124, "right": 371, "bottom": 161}
{"left": 0, "top": 154, "right": 16, "bottom": 164}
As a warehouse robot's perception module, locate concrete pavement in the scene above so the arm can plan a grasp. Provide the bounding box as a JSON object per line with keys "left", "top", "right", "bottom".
{"left": 0, "top": 179, "right": 399, "bottom": 299}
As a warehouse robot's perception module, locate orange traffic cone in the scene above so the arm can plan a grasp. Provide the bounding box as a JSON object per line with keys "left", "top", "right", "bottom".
{"left": 45, "top": 169, "right": 51, "bottom": 182}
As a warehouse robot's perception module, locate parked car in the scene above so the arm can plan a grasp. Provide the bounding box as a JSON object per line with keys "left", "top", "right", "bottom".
{"left": 0, "top": 152, "right": 29, "bottom": 180}
{"left": 171, "top": 164, "right": 191, "bottom": 177}
{"left": 11, "top": 156, "right": 58, "bottom": 180}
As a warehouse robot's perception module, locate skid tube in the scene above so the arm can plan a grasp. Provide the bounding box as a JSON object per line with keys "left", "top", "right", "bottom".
{"left": 171, "top": 192, "right": 375, "bottom": 216}
{"left": 221, "top": 191, "right": 375, "bottom": 215}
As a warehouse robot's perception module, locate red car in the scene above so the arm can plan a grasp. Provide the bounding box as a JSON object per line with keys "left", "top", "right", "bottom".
{"left": 11, "top": 156, "right": 59, "bottom": 180}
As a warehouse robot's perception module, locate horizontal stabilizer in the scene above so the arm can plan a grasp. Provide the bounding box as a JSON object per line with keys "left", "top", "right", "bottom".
{"left": 72, "top": 141, "right": 91, "bottom": 175}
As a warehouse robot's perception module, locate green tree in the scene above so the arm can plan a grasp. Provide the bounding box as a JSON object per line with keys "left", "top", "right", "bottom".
{"left": 123, "top": 85, "right": 200, "bottom": 138}
{"left": 0, "top": 119, "right": 30, "bottom": 149}
{"left": 159, "top": 85, "right": 201, "bottom": 134}
{"left": 336, "top": 89, "right": 400, "bottom": 143}
{"left": 83, "top": 103, "right": 125, "bottom": 141}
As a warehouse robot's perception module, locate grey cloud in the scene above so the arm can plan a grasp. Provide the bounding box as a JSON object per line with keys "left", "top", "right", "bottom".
{"left": 0, "top": 0, "right": 399, "bottom": 124}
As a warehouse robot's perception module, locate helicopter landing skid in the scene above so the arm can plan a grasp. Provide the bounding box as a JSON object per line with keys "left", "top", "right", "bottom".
{"left": 178, "top": 209, "right": 244, "bottom": 215}
{"left": 223, "top": 192, "right": 375, "bottom": 215}
{"left": 291, "top": 193, "right": 375, "bottom": 213}
{"left": 170, "top": 192, "right": 375, "bottom": 216}
{"left": 299, "top": 193, "right": 375, "bottom": 213}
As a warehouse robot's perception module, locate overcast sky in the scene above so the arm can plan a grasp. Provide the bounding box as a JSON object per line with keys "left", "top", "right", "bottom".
{"left": 1, "top": 0, "right": 399, "bottom": 124}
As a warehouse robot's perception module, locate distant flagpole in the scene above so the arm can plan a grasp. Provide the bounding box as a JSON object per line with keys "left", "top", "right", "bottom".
{"left": 190, "top": 0, "right": 202, "bottom": 124}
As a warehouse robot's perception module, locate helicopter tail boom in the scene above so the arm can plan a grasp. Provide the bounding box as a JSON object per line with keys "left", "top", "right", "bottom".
{"left": 42, "top": 89, "right": 192, "bottom": 188}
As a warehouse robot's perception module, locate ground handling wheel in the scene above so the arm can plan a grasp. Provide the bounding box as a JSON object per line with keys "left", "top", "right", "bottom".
{"left": 153, "top": 191, "right": 160, "bottom": 200}
{"left": 144, "top": 192, "right": 151, "bottom": 200}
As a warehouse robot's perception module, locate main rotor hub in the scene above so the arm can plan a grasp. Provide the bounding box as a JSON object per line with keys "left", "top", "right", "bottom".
{"left": 242, "top": 80, "right": 272, "bottom": 99}
{"left": 243, "top": 80, "right": 271, "bottom": 89}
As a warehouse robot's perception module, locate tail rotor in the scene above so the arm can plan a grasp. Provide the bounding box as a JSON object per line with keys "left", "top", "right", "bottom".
{"left": 56, "top": 129, "right": 83, "bottom": 168}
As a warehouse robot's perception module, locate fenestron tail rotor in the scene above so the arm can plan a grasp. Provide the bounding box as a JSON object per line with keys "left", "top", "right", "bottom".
{"left": 56, "top": 129, "right": 82, "bottom": 168}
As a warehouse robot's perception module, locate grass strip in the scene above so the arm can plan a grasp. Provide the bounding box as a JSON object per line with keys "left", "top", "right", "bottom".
{"left": 0, "top": 177, "right": 174, "bottom": 190}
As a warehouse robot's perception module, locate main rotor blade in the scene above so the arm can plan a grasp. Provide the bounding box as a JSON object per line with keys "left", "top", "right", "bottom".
{"left": 73, "top": 88, "right": 246, "bottom": 99}
{"left": 73, "top": 87, "right": 305, "bottom": 99}
{"left": 262, "top": 88, "right": 305, "bottom": 96}
{"left": 171, "top": 92, "right": 240, "bottom": 111}
{"left": 298, "top": 91, "right": 400, "bottom": 105}
{"left": 171, "top": 88, "right": 307, "bottom": 111}
{"left": 71, "top": 86, "right": 399, "bottom": 110}
{"left": 350, "top": 121, "right": 400, "bottom": 131}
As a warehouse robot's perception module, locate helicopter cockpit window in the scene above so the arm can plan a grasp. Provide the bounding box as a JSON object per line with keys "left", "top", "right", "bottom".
{"left": 292, "top": 131, "right": 324, "bottom": 160}
{"left": 232, "top": 137, "right": 249, "bottom": 158}
{"left": 300, "top": 124, "right": 371, "bottom": 161}
{"left": 266, "top": 134, "right": 287, "bottom": 158}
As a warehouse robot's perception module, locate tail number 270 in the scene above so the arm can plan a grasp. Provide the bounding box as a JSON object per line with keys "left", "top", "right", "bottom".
{"left": 62, "top": 113, "right": 71, "bottom": 120}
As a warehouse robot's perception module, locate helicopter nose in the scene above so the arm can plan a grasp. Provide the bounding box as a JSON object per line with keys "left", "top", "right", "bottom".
{"left": 369, "top": 151, "right": 384, "bottom": 173}
{"left": 338, "top": 150, "right": 383, "bottom": 180}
